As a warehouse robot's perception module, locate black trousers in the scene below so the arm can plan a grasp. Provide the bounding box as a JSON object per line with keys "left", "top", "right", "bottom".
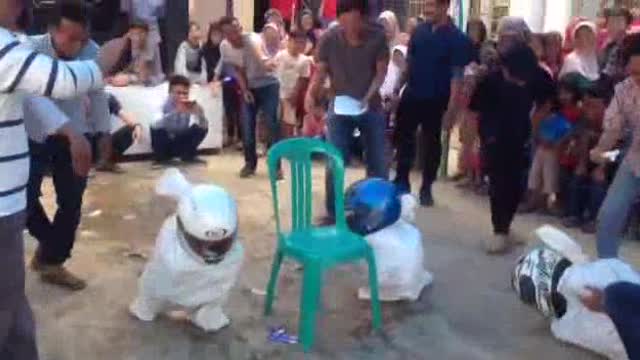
{"left": 150, "top": 126, "right": 208, "bottom": 162}
{"left": 27, "top": 137, "right": 89, "bottom": 266}
{"left": 484, "top": 141, "right": 529, "bottom": 234}
{"left": 394, "top": 93, "right": 449, "bottom": 190}
{"left": 222, "top": 81, "right": 242, "bottom": 141}
{"left": 89, "top": 126, "right": 135, "bottom": 162}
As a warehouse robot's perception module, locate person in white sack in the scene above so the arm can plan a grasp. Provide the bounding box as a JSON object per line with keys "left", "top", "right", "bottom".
{"left": 129, "top": 168, "right": 243, "bottom": 331}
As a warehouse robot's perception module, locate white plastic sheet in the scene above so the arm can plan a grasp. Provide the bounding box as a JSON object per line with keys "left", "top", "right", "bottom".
{"left": 358, "top": 195, "right": 433, "bottom": 302}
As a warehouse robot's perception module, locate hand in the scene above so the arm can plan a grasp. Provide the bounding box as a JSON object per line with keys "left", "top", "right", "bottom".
{"left": 58, "top": 125, "right": 92, "bottom": 177}
{"left": 97, "top": 37, "right": 132, "bottom": 77}
{"left": 132, "top": 124, "right": 143, "bottom": 143}
{"left": 209, "top": 81, "right": 222, "bottom": 96}
{"left": 243, "top": 91, "right": 255, "bottom": 104}
{"left": 580, "top": 287, "right": 605, "bottom": 313}
{"left": 590, "top": 149, "right": 612, "bottom": 165}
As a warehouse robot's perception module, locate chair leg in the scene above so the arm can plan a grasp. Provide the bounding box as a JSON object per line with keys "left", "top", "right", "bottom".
{"left": 264, "top": 251, "right": 284, "bottom": 316}
{"left": 365, "top": 248, "right": 383, "bottom": 330}
{"left": 299, "top": 263, "right": 322, "bottom": 352}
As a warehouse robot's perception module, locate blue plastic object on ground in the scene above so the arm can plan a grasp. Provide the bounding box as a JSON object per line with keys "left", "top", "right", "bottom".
{"left": 268, "top": 326, "right": 299, "bottom": 344}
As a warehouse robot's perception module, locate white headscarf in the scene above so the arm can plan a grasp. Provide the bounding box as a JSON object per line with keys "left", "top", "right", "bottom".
{"left": 380, "top": 45, "right": 407, "bottom": 99}
{"left": 559, "top": 21, "right": 600, "bottom": 81}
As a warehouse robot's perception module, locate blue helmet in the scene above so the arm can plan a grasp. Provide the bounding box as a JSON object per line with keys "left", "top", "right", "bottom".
{"left": 345, "top": 178, "right": 402, "bottom": 235}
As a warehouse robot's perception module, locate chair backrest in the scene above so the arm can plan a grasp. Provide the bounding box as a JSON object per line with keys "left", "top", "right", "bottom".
{"left": 267, "top": 138, "right": 346, "bottom": 237}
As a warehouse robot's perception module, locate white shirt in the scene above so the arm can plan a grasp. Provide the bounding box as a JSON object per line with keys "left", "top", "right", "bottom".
{"left": 274, "top": 50, "right": 311, "bottom": 99}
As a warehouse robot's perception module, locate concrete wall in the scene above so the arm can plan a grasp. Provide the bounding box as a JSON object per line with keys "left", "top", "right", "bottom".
{"left": 189, "top": 0, "right": 255, "bottom": 32}
{"left": 508, "top": 0, "right": 574, "bottom": 34}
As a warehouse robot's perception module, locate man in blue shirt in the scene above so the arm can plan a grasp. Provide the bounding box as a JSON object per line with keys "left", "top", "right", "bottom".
{"left": 393, "top": 0, "right": 471, "bottom": 206}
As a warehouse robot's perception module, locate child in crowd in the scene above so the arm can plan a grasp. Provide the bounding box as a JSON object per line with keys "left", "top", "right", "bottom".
{"left": 563, "top": 82, "right": 612, "bottom": 233}
{"left": 380, "top": 45, "right": 407, "bottom": 128}
{"left": 274, "top": 30, "right": 312, "bottom": 137}
{"left": 302, "top": 95, "right": 328, "bottom": 139}
{"left": 543, "top": 32, "right": 564, "bottom": 78}
{"left": 174, "top": 22, "right": 207, "bottom": 84}
{"left": 150, "top": 75, "right": 208, "bottom": 166}
{"left": 202, "top": 22, "right": 223, "bottom": 83}
{"left": 108, "top": 21, "right": 165, "bottom": 87}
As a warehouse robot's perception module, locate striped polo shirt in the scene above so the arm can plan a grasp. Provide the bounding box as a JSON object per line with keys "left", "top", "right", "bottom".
{"left": 0, "top": 27, "right": 103, "bottom": 217}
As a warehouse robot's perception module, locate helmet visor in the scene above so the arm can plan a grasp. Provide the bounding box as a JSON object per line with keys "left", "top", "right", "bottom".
{"left": 177, "top": 217, "right": 235, "bottom": 264}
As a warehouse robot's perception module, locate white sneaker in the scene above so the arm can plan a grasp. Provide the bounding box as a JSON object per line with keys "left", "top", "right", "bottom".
{"left": 485, "top": 234, "right": 508, "bottom": 254}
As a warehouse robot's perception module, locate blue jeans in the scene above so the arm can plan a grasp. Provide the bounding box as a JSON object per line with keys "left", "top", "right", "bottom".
{"left": 241, "top": 83, "right": 281, "bottom": 169}
{"left": 325, "top": 110, "right": 388, "bottom": 217}
{"left": 567, "top": 174, "right": 607, "bottom": 223}
{"left": 596, "top": 162, "right": 640, "bottom": 258}
{"left": 604, "top": 282, "right": 640, "bottom": 360}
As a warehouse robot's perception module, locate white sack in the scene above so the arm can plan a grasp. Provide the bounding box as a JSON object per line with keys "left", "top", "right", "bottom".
{"left": 130, "top": 169, "right": 243, "bottom": 332}
{"left": 552, "top": 259, "right": 640, "bottom": 360}
{"left": 358, "top": 195, "right": 433, "bottom": 302}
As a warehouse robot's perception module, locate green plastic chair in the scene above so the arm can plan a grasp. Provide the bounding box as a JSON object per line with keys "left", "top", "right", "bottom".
{"left": 264, "top": 138, "right": 382, "bottom": 352}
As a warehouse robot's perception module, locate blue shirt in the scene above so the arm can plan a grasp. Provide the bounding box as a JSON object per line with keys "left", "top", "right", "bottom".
{"left": 406, "top": 20, "right": 471, "bottom": 100}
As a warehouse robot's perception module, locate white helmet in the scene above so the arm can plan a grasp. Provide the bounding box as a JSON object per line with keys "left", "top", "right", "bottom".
{"left": 157, "top": 169, "right": 238, "bottom": 264}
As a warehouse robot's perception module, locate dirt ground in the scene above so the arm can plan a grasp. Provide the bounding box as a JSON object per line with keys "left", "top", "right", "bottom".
{"left": 26, "top": 152, "right": 640, "bottom": 360}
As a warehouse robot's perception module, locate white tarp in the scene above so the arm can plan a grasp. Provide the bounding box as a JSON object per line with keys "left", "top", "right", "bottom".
{"left": 106, "top": 83, "right": 223, "bottom": 155}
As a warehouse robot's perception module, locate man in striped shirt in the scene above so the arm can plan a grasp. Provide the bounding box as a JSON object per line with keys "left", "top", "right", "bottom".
{"left": 0, "top": 1, "right": 130, "bottom": 358}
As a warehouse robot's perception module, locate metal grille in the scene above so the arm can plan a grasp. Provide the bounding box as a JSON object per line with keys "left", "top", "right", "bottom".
{"left": 408, "top": 0, "right": 426, "bottom": 18}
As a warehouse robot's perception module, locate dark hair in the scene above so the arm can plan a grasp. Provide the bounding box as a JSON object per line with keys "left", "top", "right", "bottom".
{"left": 585, "top": 79, "right": 614, "bottom": 105}
{"left": 337, "top": 0, "right": 368, "bottom": 16}
{"left": 49, "top": 1, "right": 90, "bottom": 29}
{"left": 604, "top": 7, "right": 633, "bottom": 26}
{"left": 622, "top": 33, "right": 640, "bottom": 65}
{"left": 264, "top": 8, "right": 283, "bottom": 22}
{"left": 129, "top": 20, "right": 150, "bottom": 32}
{"left": 438, "top": 0, "right": 452, "bottom": 5}
{"left": 205, "top": 21, "right": 221, "bottom": 45}
{"left": 558, "top": 72, "right": 591, "bottom": 103}
{"left": 218, "top": 16, "right": 238, "bottom": 28}
{"left": 168, "top": 75, "right": 191, "bottom": 90}
{"left": 466, "top": 17, "right": 487, "bottom": 44}
{"left": 501, "top": 44, "right": 539, "bottom": 82}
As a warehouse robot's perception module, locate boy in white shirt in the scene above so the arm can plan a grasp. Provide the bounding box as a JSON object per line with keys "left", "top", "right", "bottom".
{"left": 273, "top": 30, "right": 311, "bottom": 137}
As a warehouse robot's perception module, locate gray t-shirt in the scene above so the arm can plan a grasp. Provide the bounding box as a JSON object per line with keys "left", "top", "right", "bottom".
{"left": 317, "top": 24, "right": 388, "bottom": 106}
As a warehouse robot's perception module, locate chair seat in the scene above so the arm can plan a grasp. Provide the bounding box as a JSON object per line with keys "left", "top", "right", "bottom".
{"left": 281, "top": 226, "right": 369, "bottom": 265}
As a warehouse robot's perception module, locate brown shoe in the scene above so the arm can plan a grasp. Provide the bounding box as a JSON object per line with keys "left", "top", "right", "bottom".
{"left": 39, "top": 265, "right": 87, "bottom": 291}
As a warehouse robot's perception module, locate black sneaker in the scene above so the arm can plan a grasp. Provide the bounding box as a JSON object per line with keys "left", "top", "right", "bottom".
{"left": 239, "top": 165, "right": 256, "bottom": 178}
{"left": 419, "top": 187, "right": 434, "bottom": 207}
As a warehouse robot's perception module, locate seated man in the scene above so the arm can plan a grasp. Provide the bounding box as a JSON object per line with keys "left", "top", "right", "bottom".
{"left": 94, "top": 93, "right": 144, "bottom": 172}
{"left": 108, "top": 21, "right": 165, "bottom": 87}
{"left": 151, "top": 75, "right": 208, "bottom": 166}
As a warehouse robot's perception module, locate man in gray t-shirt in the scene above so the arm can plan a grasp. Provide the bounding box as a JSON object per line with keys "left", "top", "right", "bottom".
{"left": 308, "top": 0, "right": 390, "bottom": 220}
